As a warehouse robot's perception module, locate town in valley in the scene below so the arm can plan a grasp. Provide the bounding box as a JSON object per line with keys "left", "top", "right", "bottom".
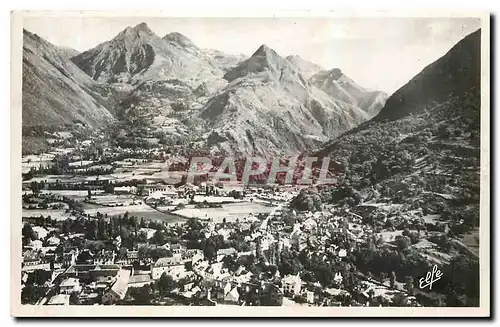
{"left": 20, "top": 18, "right": 482, "bottom": 308}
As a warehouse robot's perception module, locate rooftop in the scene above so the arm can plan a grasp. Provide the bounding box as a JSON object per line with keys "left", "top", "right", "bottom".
{"left": 47, "top": 294, "right": 70, "bottom": 305}
{"left": 129, "top": 274, "right": 152, "bottom": 284}
{"left": 154, "top": 256, "right": 183, "bottom": 267}
{"left": 110, "top": 269, "right": 131, "bottom": 299}
{"left": 60, "top": 277, "right": 79, "bottom": 287}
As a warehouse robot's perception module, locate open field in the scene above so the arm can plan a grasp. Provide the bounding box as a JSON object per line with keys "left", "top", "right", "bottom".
{"left": 23, "top": 175, "right": 75, "bottom": 183}
{"left": 22, "top": 209, "right": 74, "bottom": 221}
{"left": 68, "top": 160, "right": 94, "bottom": 167}
{"left": 90, "top": 194, "right": 142, "bottom": 206}
{"left": 42, "top": 190, "right": 105, "bottom": 197}
{"left": 173, "top": 202, "right": 276, "bottom": 222}
{"left": 421, "top": 214, "right": 441, "bottom": 224}
{"left": 191, "top": 195, "right": 243, "bottom": 204}
{"left": 83, "top": 203, "right": 186, "bottom": 224}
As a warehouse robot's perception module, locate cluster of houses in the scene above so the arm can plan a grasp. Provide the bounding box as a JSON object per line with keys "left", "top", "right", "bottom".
{"left": 21, "top": 152, "right": 414, "bottom": 307}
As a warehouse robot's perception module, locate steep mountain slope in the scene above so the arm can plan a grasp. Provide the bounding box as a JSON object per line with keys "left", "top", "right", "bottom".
{"left": 198, "top": 45, "right": 371, "bottom": 156}
{"left": 302, "top": 29, "right": 482, "bottom": 307}
{"left": 285, "top": 55, "right": 323, "bottom": 78}
{"left": 201, "top": 49, "right": 247, "bottom": 73}
{"left": 22, "top": 29, "right": 114, "bottom": 129}
{"left": 57, "top": 47, "right": 80, "bottom": 61}
{"left": 316, "top": 29, "right": 481, "bottom": 186}
{"left": 71, "top": 23, "right": 224, "bottom": 85}
{"left": 310, "top": 68, "right": 388, "bottom": 117}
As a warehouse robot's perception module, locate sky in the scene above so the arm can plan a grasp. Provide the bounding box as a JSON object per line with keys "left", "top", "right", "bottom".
{"left": 23, "top": 16, "right": 481, "bottom": 94}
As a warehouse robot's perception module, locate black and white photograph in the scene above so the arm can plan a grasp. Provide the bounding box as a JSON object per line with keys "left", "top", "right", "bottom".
{"left": 10, "top": 10, "right": 490, "bottom": 317}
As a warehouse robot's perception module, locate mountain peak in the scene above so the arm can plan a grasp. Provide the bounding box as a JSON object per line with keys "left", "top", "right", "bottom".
{"left": 224, "top": 44, "right": 303, "bottom": 83}
{"left": 134, "top": 22, "right": 150, "bottom": 30}
{"left": 328, "top": 68, "right": 343, "bottom": 80}
{"left": 132, "top": 22, "right": 155, "bottom": 35}
{"left": 118, "top": 22, "right": 156, "bottom": 40}
{"left": 253, "top": 44, "right": 275, "bottom": 57}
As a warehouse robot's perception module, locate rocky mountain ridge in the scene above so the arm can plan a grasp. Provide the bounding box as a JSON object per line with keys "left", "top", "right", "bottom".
{"left": 23, "top": 22, "right": 388, "bottom": 157}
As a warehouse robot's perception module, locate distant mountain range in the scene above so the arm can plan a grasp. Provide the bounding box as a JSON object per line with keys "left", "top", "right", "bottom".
{"left": 199, "top": 44, "right": 378, "bottom": 156}
{"left": 22, "top": 22, "right": 398, "bottom": 156}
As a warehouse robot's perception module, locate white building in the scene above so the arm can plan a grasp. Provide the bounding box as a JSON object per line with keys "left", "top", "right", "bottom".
{"left": 63, "top": 249, "right": 79, "bottom": 268}
{"left": 151, "top": 256, "right": 184, "bottom": 280}
{"left": 47, "top": 294, "right": 70, "bottom": 306}
{"left": 28, "top": 240, "right": 43, "bottom": 250}
{"left": 334, "top": 272, "right": 343, "bottom": 285}
{"left": 282, "top": 274, "right": 302, "bottom": 296}
{"left": 32, "top": 226, "right": 49, "bottom": 239}
{"left": 306, "top": 291, "right": 315, "bottom": 304}
{"left": 102, "top": 269, "right": 131, "bottom": 305}
{"left": 139, "top": 228, "right": 156, "bottom": 240}
{"left": 146, "top": 185, "right": 177, "bottom": 197}
{"left": 127, "top": 274, "right": 154, "bottom": 288}
{"left": 114, "top": 186, "right": 137, "bottom": 195}
{"left": 303, "top": 218, "right": 318, "bottom": 231}
{"left": 59, "top": 277, "right": 81, "bottom": 294}
{"left": 46, "top": 236, "right": 61, "bottom": 246}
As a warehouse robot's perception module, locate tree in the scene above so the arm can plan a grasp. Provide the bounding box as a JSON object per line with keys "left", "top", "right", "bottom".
{"left": 69, "top": 292, "right": 80, "bottom": 305}
{"left": 21, "top": 284, "right": 45, "bottom": 305}
{"left": 221, "top": 254, "right": 238, "bottom": 272}
{"left": 26, "top": 269, "right": 52, "bottom": 286}
{"left": 157, "top": 273, "right": 176, "bottom": 299}
{"left": 77, "top": 249, "right": 95, "bottom": 264}
{"left": 390, "top": 271, "right": 396, "bottom": 288}
{"left": 380, "top": 272, "right": 387, "bottom": 283}
{"left": 104, "top": 183, "right": 114, "bottom": 194}
{"left": 97, "top": 218, "right": 107, "bottom": 240}
{"left": 367, "top": 289, "right": 375, "bottom": 300}
{"left": 391, "top": 293, "right": 409, "bottom": 307}
{"left": 22, "top": 223, "right": 37, "bottom": 246}
{"left": 385, "top": 218, "right": 395, "bottom": 229}
{"left": 437, "top": 125, "right": 452, "bottom": 139}
{"left": 203, "top": 241, "right": 217, "bottom": 263}
{"left": 129, "top": 285, "right": 154, "bottom": 305}
{"left": 150, "top": 230, "right": 166, "bottom": 245}
{"left": 85, "top": 220, "right": 98, "bottom": 240}
{"left": 278, "top": 249, "right": 303, "bottom": 276}
{"left": 404, "top": 276, "right": 414, "bottom": 295}
{"left": 186, "top": 218, "right": 203, "bottom": 231}
{"left": 395, "top": 235, "right": 411, "bottom": 251}
{"left": 150, "top": 247, "right": 172, "bottom": 261}
{"left": 30, "top": 181, "right": 40, "bottom": 195}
